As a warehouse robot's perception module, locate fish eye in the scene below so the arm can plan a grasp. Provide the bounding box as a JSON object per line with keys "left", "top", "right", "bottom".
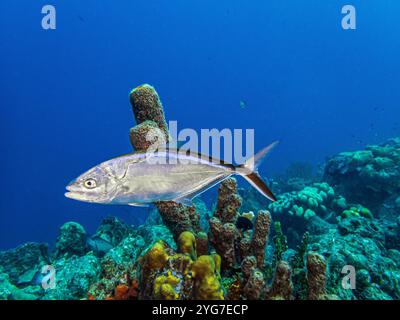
{"left": 84, "top": 178, "right": 97, "bottom": 189}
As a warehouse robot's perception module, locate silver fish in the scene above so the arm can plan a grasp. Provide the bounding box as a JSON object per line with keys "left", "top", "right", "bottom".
{"left": 65, "top": 141, "right": 278, "bottom": 206}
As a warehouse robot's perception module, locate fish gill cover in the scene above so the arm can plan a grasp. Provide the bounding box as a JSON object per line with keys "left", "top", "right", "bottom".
{"left": 0, "top": 0, "right": 400, "bottom": 301}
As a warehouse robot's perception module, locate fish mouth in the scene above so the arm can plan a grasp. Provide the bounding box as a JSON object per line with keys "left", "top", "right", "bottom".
{"left": 65, "top": 185, "right": 89, "bottom": 201}
{"left": 65, "top": 191, "right": 87, "bottom": 201}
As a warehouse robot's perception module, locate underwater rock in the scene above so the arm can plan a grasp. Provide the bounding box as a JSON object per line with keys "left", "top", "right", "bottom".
{"left": 43, "top": 252, "right": 101, "bottom": 300}
{"left": 0, "top": 242, "right": 49, "bottom": 284}
{"left": 0, "top": 272, "right": 39, "bottom": 300}
{"left": 92, "top": 216, "right": 132, "bottom": 247}
{"left": 138, "top": 224, "right": 176, "bottom": 250}
{"left": 54, "top": 222, "right": 87, "bottom": 259}
{"left": 308, "top": 224, "right": 400, "bottom": 300}
{"left": 324, "top": 137, "right": 400, "bottom": 211}
{"left": 88, "top": 234, "right": 145, "bottom": 299}
{"left": 87, "top": 216, "right": 133, "bottom": 257}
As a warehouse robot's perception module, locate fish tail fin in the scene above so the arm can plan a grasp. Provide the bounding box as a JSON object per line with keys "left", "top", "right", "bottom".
{"left": 235, "top": 141, "right": 279, "bottom": 202}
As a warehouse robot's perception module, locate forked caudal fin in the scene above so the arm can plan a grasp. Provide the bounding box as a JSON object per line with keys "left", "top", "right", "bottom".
{"left": 235, "top": 141, "right": 279, "bottom": 202}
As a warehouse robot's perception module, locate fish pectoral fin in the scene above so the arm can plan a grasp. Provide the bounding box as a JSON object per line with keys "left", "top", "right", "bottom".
{"left": 128, "top": 202, "right": 149, "bottom": 207}
{"left": 172, "top": 197, "right": 194, "bottom": 207}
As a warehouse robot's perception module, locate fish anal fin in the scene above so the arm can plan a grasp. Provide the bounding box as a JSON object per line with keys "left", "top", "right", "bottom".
{"left": 172, "top": 197, "right": 194, "bottom": 207}
{"left": 128, "top": 202, "right": 149, "bottom": 207}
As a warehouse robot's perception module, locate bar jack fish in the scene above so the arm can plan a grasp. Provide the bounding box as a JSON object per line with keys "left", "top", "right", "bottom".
{"left": 65, "top": 141, "right": 278, "bottom": 206}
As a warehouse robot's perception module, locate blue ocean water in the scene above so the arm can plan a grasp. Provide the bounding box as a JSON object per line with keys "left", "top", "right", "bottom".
{"left": 0, "top": 0, "right": 399, "bottom": 250}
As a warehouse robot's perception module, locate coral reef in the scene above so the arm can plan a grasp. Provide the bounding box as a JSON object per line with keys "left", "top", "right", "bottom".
{"left": 138, "top": 235, "right": 224, "bottom": 300}
{"left": 0, "top": 84, "right": 399, "bottom": 301}
{"left": 324, "top": 137, "right": 400, "bottom": 211}
{"left": 54, "top": 222, "right": 87, "bottom": 259}
{"left": 306, "top": 252, "right": 327, "bottom": 300}
{"left": 43, "top": 253, "right": 101, "bottom": 300}
{"left": 269, "top": 182, "right": 344, "bottom": 223}
{"left": 267, "top": 261, "right": 293, "bottom": 300}
{"left": 209, "top": 178, "right": 272, "bottom": 275}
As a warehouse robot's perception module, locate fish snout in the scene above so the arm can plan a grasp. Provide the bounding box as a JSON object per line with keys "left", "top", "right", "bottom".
{"left": 65, "top": 182, "right": 85, "bottom": 200}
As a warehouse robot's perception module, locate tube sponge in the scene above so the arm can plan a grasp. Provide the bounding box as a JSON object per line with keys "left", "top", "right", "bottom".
{"left": 129, "top": 84, "right": 170, "bottom": 140}
{"left": 307, "top": 252, "right": 327, "bottom": 300}
{"left": 192, "top": 255, "right": 224, "bottom": 300}
{"left": 142, "top": 240, "right": 169, "bottom": 270}
{"left": 267, "top": 261, "right": 293, "bottom": 300}
{"left": 178, "top": 231, "right": 197, "bottom": 261}
{"left": 153, "top": 272, "right": 180, "bottom": 300}
{"left": 251, "top": 210, "right": 272, "bottom": 268}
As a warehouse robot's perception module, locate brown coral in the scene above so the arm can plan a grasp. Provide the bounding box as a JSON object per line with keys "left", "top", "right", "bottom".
{"left": 307, "top": 252, "right": 327, "bottom": 300}
{"left": 208, "top": 178, "right": 242, "bottom": 272}
{"left": 250, "top": 210, "right": 271, "bottom": 268}
{"left": 214, "top": 178, "right": 242, "bottom": 223}
{"left": 156, "top": 201, "right": 201, "bottom": 241}
{"left": 129, "top": 84, "right": 170, "bottom": 140}
{"left": 209, "top": 218, "right": 238, "bottom": 271}
{"left": 195, "top": 231, "right": 209, "bottom": 257}
{"left": 243, "top": 268, "right": 265, "bottom": 300}
{"left": 129, "top": 120, "right": 166, "bottom": 151}
{"left": 267, "top": 261, "right": 293, "bottom": 300}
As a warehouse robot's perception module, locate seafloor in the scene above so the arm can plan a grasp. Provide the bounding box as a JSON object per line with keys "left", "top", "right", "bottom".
{"left": 0, "top": 85, "right": 399, "bottom": 300}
